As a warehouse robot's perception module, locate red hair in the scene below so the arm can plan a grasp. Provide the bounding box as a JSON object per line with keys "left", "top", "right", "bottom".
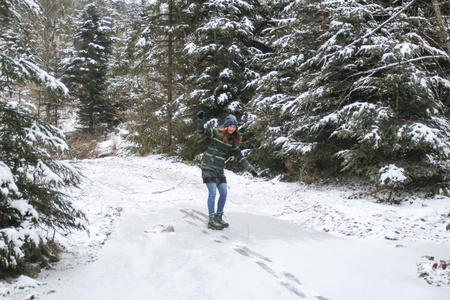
{"left": 220, "top": 128, "right": 242, "bottom": 147}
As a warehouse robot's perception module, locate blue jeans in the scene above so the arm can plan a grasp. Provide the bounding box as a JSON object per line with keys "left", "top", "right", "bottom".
{"left": 205, "top": 182, "right": 227, "bottom": 215}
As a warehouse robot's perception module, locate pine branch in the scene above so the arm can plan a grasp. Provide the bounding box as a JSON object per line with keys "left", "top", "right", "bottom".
{"left": 337, "top": 55, "right": 446, "bottom": 110}
{"left": 323, "top": 0, "right": 418, "bottom": 63}
{"left": 352, "top": 55, "right": 445, "bottom": 77}
{"left": 348, "top": 0, "right": 417, "bottom": 49}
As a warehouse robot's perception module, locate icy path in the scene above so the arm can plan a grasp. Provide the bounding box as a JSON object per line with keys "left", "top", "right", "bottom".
{"left": 4, "top": 156, "right": 450, "bottom": 300}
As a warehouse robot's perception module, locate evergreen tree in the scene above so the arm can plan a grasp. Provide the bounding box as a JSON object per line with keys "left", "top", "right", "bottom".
{"left": 62, "top": 2, "right": 116, "bottom": 132}
{"left": 247, "top": 0, "right": 450, "bottom": 196}
{"left": 244, "top": 0, "right": 329, "bottom": 178}
{"left": 0, "top": 0, "right": 84, "bottom": 277}
{"left": 33, "top": 0, "right": 74, "bottom": 125}
{"left": 127, "top": 0, "right": 192, "bottom": 152}
{"left": 176, "top": 0, "right": 269, "bottom": 164}
{"left": 0, "top": 102, "right": 85, "bottom": 276}
{"left": 107, "top": 0, "right": 139, "bottom": 115}
{"left": 31, "top": 0, "right": 75, "bottom": 125}
{"left": 185, "top": 0, "right": 265, "bottom": 119}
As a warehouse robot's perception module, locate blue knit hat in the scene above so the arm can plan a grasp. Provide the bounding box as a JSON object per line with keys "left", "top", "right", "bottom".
{"left": 223, "top": 114, "right": 238, "bottom": 128}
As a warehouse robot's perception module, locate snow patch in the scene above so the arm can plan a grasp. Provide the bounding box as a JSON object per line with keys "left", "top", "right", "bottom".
{"left": 0, "top": 161, "right": 19, "bottom": 195}
{"left": 379, "top": 164, "right": 407, "bottom": 185}
{"left": 2, "top": 155, "right": 450, "bottom": 299}
{"left": 14, "top": 276, "right": 45, "bottom": 290}
{"left": 9, "top": 200, "right": 39, "bottom": 220}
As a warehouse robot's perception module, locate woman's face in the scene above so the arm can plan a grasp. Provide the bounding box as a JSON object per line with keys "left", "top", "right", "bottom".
{"left": 227, "top": 125, "right": 237, "bottom": 134}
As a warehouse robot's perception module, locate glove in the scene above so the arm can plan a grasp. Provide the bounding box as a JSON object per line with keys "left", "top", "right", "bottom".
{"left": 249, "top": 168, "right": 258, "bottom": 177}
{"left": 197, "top": 110, "right": 205, "bottom": 119}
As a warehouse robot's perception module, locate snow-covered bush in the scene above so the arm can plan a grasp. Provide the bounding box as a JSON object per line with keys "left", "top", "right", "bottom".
{"left": 373, "top": 164, "right": 410, "bottom": 203}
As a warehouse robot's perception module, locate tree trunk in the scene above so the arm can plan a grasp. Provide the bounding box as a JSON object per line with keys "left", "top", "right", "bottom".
{"left": 167, "top": 0, "right": 174, "bottom": 147}
{"left": 432, "top": 0, "right": 450, "bottom": 55}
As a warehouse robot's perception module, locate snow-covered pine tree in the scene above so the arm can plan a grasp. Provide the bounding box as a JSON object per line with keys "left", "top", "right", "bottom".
{"left": 178, "top": 0, "right": 269, "bottom": 164}
{"left": 247, "top": 0, "right": 450, "bottom": 196}
{"left": 126, "top": 0, "right": 192, "bottom": 153}
{"left": 30, "top": 0, "right": 75, "bottom": 125}
{"left": 184, "top": 0, "right": 265, "bottom": 119}
{"left": 244, "top": 0, "right": 330, "bottom": 178}
{"left": 0, "top": 102, "right": 86, "bottom": 276}
{"left": 62, "top": 2, "right": 117, "bottom": 133}
{"left": 0, "top": 0, "right": 84, "bottom": 277}
{"left": 106, "top": 0, "right": 140, "bottom": 115}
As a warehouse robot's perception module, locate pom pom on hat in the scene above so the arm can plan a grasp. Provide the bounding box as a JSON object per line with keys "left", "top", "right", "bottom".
{"left": 223, "top": 114, "right": 238, "bottom": 128}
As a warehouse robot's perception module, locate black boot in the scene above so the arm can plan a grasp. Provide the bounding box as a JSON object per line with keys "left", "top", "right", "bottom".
{"left": 216, "top": 212, "right": 229, "bottom": 228}
{"left": 208, "top": 213, "right": 224, "bottom": 230}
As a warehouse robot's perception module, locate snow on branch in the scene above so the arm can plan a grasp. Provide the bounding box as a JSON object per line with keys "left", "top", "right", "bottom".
{"left": 25, "top": 121, "right": 69, "bottom": 153}
{"left": 19, "top": 59, "right": 69, "bottom": 95}
{"left": 273, "top": 136, "right": 314, "bottom": 155}
{"left": 35, "top": 160, "right": 64, "bottom": 185}
{"left": 379, "top": 164, "right": 407, "bottom": 186}
{"left": 398, "top": 123, "right": 450, "bottom": 157}
{"left": 313, "top": 102, "right": 392, "bottom": 131}
{"left": 352, "top": 56, "right": 448, "bottom": 77}
{"left": 205, "top": 0, "right": 253, "bottom": 11}
{"left": 0, "top": 161, "right": 19, "bottom": 196}
{"left": 336, "top": 0, "right": 418, "bottom": 59}
{"left": 6, "top": 0, "right": 41, "bottom": 19}
{"left": 9, "top": 200, "right": 39, "bottom": 221}
{"left": 20, "top": 0, "right": 40, "bottom": 14}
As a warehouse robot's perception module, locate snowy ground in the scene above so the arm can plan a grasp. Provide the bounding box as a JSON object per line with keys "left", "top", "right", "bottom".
{"left": 1, "top": 155, "right": 450, "bottom": 300}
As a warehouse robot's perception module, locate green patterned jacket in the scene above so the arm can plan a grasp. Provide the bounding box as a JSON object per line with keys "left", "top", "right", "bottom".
{"left": 197, "top": 117, "right": 254, "bottom": 173}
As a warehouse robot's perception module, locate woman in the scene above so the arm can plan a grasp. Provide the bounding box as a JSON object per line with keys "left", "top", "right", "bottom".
{"left": 197, "top": 110, "right": 257, "bottom": 230}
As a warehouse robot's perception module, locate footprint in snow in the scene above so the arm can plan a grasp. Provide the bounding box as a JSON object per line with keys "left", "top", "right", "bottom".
{"left": 233, "top": 244, "right": 329, "bottom": 300}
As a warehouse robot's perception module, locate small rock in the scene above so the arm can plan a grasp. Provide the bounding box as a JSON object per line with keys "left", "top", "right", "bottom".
{"left": 162, "top": 225, "right": 175, "bottom": 232}
{"left": 385, "top": 230, "right": 399, "bottom": 240}
{"left": 145, "top": 224, "right": 175, "bottom": 234}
